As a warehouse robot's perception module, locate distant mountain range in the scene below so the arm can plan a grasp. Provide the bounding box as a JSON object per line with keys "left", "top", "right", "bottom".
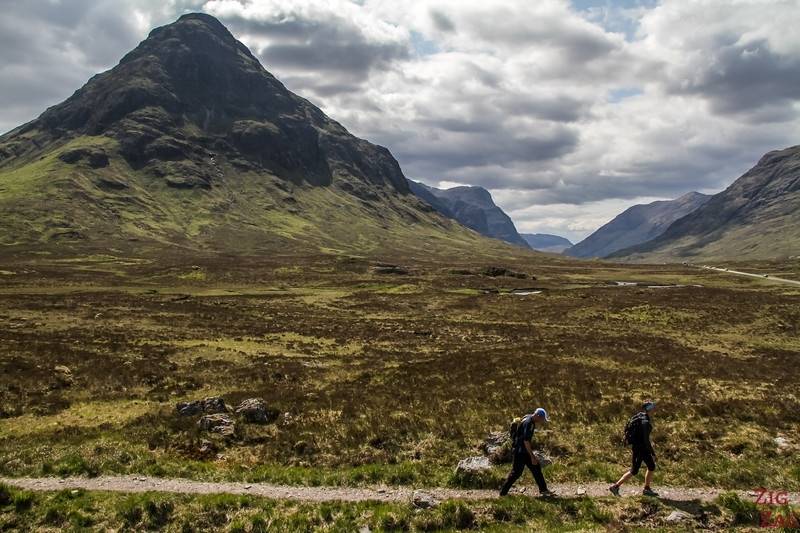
{"left": 520, "top": 233, "right": 573, "bottom": 253}
{"left": 565, "top": 192, "right": 710, "bottom": 258}
{"left": 0, "top": 13, "right": 516, "bottom": 258}
{"left": 408, "top": 181, "right": 530, "bottom": 248}
{"left": 613, "top": 145, "right": 800, "bottom": 261}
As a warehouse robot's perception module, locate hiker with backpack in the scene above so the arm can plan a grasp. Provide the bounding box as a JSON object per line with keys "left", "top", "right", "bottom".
{"left": 499, "top": 407, "right": 557, "bottom": 497}
{"left": 609, "top": 401, "right": 659, "bottom": 497}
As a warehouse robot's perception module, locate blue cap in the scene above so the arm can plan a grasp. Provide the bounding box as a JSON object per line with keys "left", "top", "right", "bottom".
{"left": 534, "top": 408, "right": 550, "bottom": 422}
{"left": 643, "top": 401, "right": 656, "bottom": 411}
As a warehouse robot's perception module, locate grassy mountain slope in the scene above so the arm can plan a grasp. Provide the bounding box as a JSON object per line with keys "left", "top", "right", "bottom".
{"left": 616, "top": 145, "right": 800, "bottom": 262}
{"left": 0, "top": 14, "right": 517, "bottom": 260}
{"left": 566, "top": 192, "right": 710, "bottom": 258}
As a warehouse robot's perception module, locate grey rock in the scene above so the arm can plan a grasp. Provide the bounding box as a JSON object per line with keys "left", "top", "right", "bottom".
{"left": 176, "top": 396, "right": 228, "bottom": 417}
{"left": 198, "top": 413, "right": 236, "bottom": 436}
{"left": 412, "top": 490, "right": 439, "bottom": 509}
{"left": 52, "top": 365, "right": 74, "bottom": 388}
{"left": 176, "top": 401, "right": 203, "bottom": 416}
{"left": 456, "top": 456, "right": 492, "bottom": 475}
{"left": 235, "top": 398, "right": 278, "bottom": 424}
{"left": 774, "top": 435, "right": 793, "bottom": 454}
{"left": 665, "top": 510, "right": 693, "bottom": 523}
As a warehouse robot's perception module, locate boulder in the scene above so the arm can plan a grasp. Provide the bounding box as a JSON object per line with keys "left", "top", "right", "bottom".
{"left": 665, "top": 510, "right": 693, "bottom": 524}
{"left": 412, "top": 490, "right": 439, "bottom": 509}
{"left": 201, "top": 397, "right": 228, "bottom": 413}
{"left": 235, "top": 398, "right": 278, "bottom": 424}
{"left": 456, "top": 456, "right": 492, "bottom": 475}
{"left": 52, "top": 365, "right": 74, "bottom": 388}
{"left": 176, "top": 396, "right": 228, "bottom": 416}
{"left": 774, "top": 435, "right": 794, "bottom": 455}
{"left": 198, "top": 413, "right": 236, "bottom": 437}
{"left": 176, "top": 401, "right": 203, "bottom": 416}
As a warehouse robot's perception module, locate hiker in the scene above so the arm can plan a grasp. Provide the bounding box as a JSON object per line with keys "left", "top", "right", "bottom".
{"left": 499, "top": 407, "right": 557, "bottom": 497}
{"left": 609, "top": 401, "right": 659, "bottom": 497}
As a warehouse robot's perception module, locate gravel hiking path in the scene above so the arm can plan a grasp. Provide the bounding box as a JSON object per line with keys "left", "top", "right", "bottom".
{"left": 3, "top": 477, "right": 798, "bottom": 505}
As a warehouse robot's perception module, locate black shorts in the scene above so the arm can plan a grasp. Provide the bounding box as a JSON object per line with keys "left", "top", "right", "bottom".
{"left": 630, "top": 448, "right": 656, "bottom": 475}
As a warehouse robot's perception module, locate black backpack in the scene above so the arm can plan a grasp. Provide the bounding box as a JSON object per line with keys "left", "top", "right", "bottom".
{"left": 623, "top": 412, "right": 646, "bottom": 446}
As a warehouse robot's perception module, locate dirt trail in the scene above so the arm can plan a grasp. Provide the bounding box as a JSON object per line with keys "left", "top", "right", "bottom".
{"left": 3, "top": 476, "right": 797, "bottom": 505}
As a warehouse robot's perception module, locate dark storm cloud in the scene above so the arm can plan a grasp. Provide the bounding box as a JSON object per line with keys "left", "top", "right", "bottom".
{"left": 384, "top": 126, "right": 579, "bottom": 181}
{"left": 493, "top": 94, "right": 589, "bottom": 123}
{"left": 218, "top": 15, "right": 408, "bottom": 81}
{"left": 0, "top": 0, "right": 195, "bottom": 133}
{"left": 485, "top": 136, "right": 783, "bottom": 208}
{"left": 671, "top": 39, "right": 800, "bottom": 123}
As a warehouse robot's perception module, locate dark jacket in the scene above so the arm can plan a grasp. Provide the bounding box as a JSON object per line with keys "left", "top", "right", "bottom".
{"left": 634, "top": 413, "right": 653, "bottom": 453}
{"left": 513, "top": 414, "right": 536, "bottom": 452}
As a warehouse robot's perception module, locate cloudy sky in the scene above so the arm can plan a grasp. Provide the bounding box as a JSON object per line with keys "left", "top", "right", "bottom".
{"left": 2, "top": 0, "right": 799, "bottom": 242}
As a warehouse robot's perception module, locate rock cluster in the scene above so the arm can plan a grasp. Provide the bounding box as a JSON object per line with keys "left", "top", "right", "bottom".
{"left": 176, "top": 396, "right": 228, "bottom": 416}
{"left": 175, "top": 396, "right": 278, "bottom": 440}
{"left": 481, "top": 267, "right": 529, "bottom": 279}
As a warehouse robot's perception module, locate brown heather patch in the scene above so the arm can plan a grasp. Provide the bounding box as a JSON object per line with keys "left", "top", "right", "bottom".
{"left": 0, "top": 253, "right": 798, "bottom": 491}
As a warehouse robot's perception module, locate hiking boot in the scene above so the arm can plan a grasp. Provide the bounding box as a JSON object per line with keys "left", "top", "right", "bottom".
{"left": 539, "top": 489, "right": 558, "bottom": 498}
{"left": 608, "top": 485, "right": 620, "bottom": 497}
{"left": 642, "top": 487, "right": 659, "bottom": 497}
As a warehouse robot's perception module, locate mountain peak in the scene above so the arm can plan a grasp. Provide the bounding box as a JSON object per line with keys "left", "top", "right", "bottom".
{"left": 117, "top": 11, "right": 260, "bottom": 79}
{"left": 2, "top": 14, "right": 484, "bottom": 251}
{"left": 134, "top": 12, "right": 255, "bottom": 63}
{"left": 675, "top": 191, "right": 707, "bottom": 202}
{"left": 408, "top": 180, "right": 529, "bottom": 248}
{"left": 13, "top": 13, "right": 409, "bottom": 193}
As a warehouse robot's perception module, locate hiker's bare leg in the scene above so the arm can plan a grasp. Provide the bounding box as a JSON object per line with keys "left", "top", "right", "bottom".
{"left": 644, "top": 468, "right": 654, "bottom": 488}
{"left": 614, "top": 470, "right": 633, "bottom": 487}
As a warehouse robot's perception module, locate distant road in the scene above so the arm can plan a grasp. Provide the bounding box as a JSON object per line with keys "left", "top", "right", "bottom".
{"left": 696, "top": 265, "right": 800, "bottom": 286}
